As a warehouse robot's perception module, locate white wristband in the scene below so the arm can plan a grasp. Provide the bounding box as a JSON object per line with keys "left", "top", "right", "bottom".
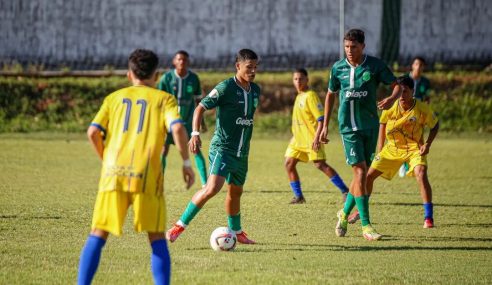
{"left": 183, "top": 159, "right": 192, "bottom": 168}
{"left": 191, "top": 131, "right": 200, "bottom": 136}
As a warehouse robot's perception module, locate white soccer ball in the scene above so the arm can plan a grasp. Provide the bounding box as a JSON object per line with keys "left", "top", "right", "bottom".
{"left": 209, "top": 227, "right": 237, "bottom": 252}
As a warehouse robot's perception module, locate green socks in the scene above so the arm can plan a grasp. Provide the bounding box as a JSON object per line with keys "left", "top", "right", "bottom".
{"left": 194, "top": 151, "right": 208, "bottom": 186}
{"left": 343, "top": 193, "right": 357, "bottom": 216}
{"left": 355, "top": 195, "right": 370, "bottom": 226}
{"left": 228, "top": 213, "right": 241, "bottom": 232}
{"left": 179, "top": 202, "right": 201, "bottom": 226}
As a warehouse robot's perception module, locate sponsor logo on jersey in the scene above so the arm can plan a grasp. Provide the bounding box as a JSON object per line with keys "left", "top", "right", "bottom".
{"left": 236, "top": 117, "right": 254, "bottom": 126}
{"left": 208, "top": 89, "right": 218, "bottom": 98}
{"left": 345, "top": 90, "right": 368, "bottom": 98}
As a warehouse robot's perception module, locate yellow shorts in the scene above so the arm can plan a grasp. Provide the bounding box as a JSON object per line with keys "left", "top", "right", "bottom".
{"left": 370, "top": 146, "right": 427, "bottom": 180}
{"left": 91, "top": 191, "right": 166, "bottom": 236}
{"left": 285, "top": 144, "right": 326, "bottom": 162}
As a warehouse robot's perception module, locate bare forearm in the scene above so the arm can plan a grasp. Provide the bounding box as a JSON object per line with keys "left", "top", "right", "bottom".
{"left": 426, "top": 122, "right": 439, "bottom": 147}
{"left": 323, "top": 91, "right": 335, "bottom": 129}
{"left": 172, "top": 123, "right": 190, "bottom": 161}
{"left": 192, "top": 104, "right": 206, "bottom": 132}
{"left": 87, "top": 127, "right": 104, "bottom": 160}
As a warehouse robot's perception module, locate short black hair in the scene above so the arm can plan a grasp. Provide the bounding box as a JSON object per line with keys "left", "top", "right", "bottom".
{"left": 235, "top": 49, "right": 258, "bottom": 63}
{"left": 397, "top": 76, "right": 414, "bottom": 89}
{"left": 175, "top": 50, "right": 189, "bottom": 58}
{"left": 128, "top": 49, "right": 159, "bottom": 80}
{"left": 294, "top": 68, "right": 308, "bottom": 77}
{"left": 344, "top": 29, "right": 365, "bottom": 44}
{"left": 412, "top": 56, "right": 426, "bottom": 65}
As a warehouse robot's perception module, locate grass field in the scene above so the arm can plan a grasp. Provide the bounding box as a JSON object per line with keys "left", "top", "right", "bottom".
{"left": 1, "top": 133, "right": 491, "bottom": 284}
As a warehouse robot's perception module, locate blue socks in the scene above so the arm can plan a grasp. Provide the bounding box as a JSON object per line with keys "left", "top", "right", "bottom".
{"left": 330, "top": 175, "right": 349, "bottom": 194}
{"left": 423, "top": 202, "right": 433, "bottom": 220}
{"left": 77, "top": 235, "right": 106, "bottom": 285}
{"left": 289, "top": 181, "right": 303, "bottom": 198}
{"left": 151, "top": 239, "right": 171, "bottom": 285}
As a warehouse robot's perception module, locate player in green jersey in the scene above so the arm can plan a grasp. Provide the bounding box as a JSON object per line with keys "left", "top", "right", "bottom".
{"left": 166, "top": 49, "right": 260, "bottom": 245}
{"left": 158, "top": 50, "right": 208, "bottom": 186}
{"left": 317, "top": 29, "right": 401, "bottom": 240}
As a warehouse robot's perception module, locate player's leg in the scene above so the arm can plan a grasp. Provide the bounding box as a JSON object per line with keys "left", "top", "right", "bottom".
{"left": 78, "top": 229, "right": 108, "bottom": 285}
{"left": 194, "top": 149, "right": 208, "bottom": 187}
{"left": 414, "top": 165, "right": 434, "bottom": 228}
{"left": 285, "top": 157, "right": 305, "bottom": 204}
{"left": 312, "top": 159, "right": 349, "bottom": 198}
{"left": 148, "top": 232, "right": 171, "bottom": 285}
{"left": 366, "top": 167, "right": 383, "bottom": 196}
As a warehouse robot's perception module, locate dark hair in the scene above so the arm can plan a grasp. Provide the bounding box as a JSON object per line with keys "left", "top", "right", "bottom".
{"left": 294, "top": 68, "right": 308, "bottom": 77}
{"left": 128, "top": 49, "right": 159, "bottom": 80}
{"left": 175, "top": 50, "right": 189, "bottom": 58}
{"left": 235, "top": 49, "right": 258, "bottom": 63}
{"left": 397, "top": 76, "right": 414, "bottom": 89}
{"left": 412, "top": 56, "right": 426, "bottom": 65}
{"left": 344, "top": 29, "right": 365, "bottom": 44}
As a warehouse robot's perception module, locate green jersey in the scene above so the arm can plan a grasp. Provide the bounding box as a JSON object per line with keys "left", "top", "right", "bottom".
{"left": 406, "top": 73, "right": 431, "bottom": 101}
{"left": 157, "top": 69, "right": 202, "bottom": 127}
{"left": 200, "top": 77, "right": 261, "bottom": 158}
{"left": 328, "top": 55, "right": 396, "bottom": 133}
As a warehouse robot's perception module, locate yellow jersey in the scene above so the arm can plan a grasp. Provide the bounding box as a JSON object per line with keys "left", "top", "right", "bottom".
{"left": 91, "top": 85, "right": 181, "bottom": 195}
{"left": 290, "top": 90, "right": 324, "bottom": 151}
{"left": 380, "top": 99, "right": 438, "bottom": 152}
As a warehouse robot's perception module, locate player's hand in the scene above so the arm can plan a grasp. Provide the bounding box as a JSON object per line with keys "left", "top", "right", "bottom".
{"left": 312, "top": 138, "right": 321, "bottom": 152}
{"left": 182, "top": 166, "right": 195, "bottom": 189}
{"left": 419, "top": 143, "right": 430, "bottom": 155}
{"left": 319, "top": 127, "right": 330, "bottom": 144}
{"left": 188, "top": 135, "right": 201, "bottom": 154}
{"left": 377, "top": 97, "right": 394, "bottom": 110}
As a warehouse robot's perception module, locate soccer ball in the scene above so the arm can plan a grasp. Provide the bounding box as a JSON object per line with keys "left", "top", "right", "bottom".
{"left": 209, "top": 227, "right": 237, "bottom": 252}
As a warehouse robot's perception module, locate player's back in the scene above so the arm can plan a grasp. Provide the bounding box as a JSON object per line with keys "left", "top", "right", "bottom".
{"left": 91, "top": 85, "right": 180, "bottom": 194}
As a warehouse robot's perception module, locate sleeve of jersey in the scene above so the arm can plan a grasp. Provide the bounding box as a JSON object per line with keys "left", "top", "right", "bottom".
{"left": 328, "top": 67, "right": 340, "bottom": 93}
{"left": 379, "top": 110, "right": 389, "bottom": 124}
{"left": 90, "top": 98, "right": 110, "bottom": 134}
{"left": 163, "top": 96, "right": 183, "bottom": 132}
{"left": 307, "top": 92, "right": 324, "bottom": 122}
{"left": 379, "top": 63, "right": 397, "bottom": 85}
{"left": 194, "top": 76, "right": 202, "bottom": 98}
{"left": 200, "top": 83, "right": 224, "bottom": 110}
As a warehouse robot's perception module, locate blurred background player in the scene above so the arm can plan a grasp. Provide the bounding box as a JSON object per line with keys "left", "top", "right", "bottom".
{"left": 366, "top": 76, "right": 439, "bottom": 228}
{"left": 166, "top": 49, "right": 261, "bottom": 245}
{"left": 77, "top": 49, "right": 195, "bottom": 285}
{"left": 285, "top": 68, "right": 349, "bottom": 204}
{"left": 399, "top": 56, "right": 431, "bottom": 177}
{"left": 158, "top": 50, "right": 208, "bottom": 187}
{"left": 318, "top": 29, "right": 401, "bottom": 240}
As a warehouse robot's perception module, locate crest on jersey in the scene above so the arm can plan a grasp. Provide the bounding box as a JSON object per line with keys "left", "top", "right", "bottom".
{"left": 317, "top": 103, "right": 323, "bottom": 110}
{"left": 208, "top": 89, "right": 218, "bottom": 98}
{"left": 420, "top": 85, "right": 426, "bottom": 93}
{"left": 409, "top": 116, "right": 417, "bottom": 122}
{"left": 362, "top": 71, "right": 371, "bottom": 82}
{"left": 254, "top": 97, "right": 258, "bottom": 108}
{"left": 186, "top": 85, "right": 193, "bottom": 93}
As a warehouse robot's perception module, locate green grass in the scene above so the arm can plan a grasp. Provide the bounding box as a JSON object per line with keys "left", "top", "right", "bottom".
{"left": 1, "top": 133, "right": 491, "bottom": 284}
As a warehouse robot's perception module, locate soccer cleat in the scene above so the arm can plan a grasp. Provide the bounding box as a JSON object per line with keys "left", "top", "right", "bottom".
{"left": 166, "top": 224, "right": 185, "bottom": 242}
{"left": 362, "top": 224, "right": 383, "bottom": 241}
{"left": 289, "top": 196, "right": 306, "bottom": 204}
{"left": 236, "top": 231, "right": 256, "bottom": 244}
{"left": 347, "top": 210, "right": 360, "bottom": 224}
{"left": 423, "top": 218, "right": 434, "bottom": 228}
{"left": 335, "top": 209, "right": 348, "bottom": 237}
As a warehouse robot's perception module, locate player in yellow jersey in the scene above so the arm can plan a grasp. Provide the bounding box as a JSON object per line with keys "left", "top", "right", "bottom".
{"left": 285, "top": 68, "right": 349, "bottom": 204}
{"left": 77, "top": 49, "right": 195, "bottom": 285}
{"left": 366, "top": 76, "right": 439, "bottom": 229}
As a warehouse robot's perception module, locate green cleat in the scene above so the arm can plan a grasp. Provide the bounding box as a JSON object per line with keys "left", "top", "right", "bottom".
{"left": 362, "top": 224, "right": 383, "bottom": 241}
{"left": 335, "top": 209, "right": 348, "bottom": 237}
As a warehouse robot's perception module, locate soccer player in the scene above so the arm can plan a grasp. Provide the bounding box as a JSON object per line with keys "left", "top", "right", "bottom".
{"left": 318, "top": 29, "right": 401, "bottom": 240}
{"left": 166, "top": 49, "right": 260, "bottom": 245}
{"left": 77, "top": 49, "right": 195, "bottom": 285}
{"left": 285, "top": 68, "right": 349, "bottom": 204}
{"left": 367, "top": 76, "right": 439, "bottom": 228}
{"left": 158, "top": 50, "right": 208, "bottom": 187}
{"left": 398, "top": 56, "right": 431, "bottom": 177}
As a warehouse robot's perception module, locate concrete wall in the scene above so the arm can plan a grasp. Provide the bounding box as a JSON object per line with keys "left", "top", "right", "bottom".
{"left": 0, "top": 0, "right": 489, "bottom": 69}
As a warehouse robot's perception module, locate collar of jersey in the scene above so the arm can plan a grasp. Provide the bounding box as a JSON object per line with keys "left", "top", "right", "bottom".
{"left": 174, "top": 69, "right": 190, "bottom": 79}
{"left": 345, "top": 54, "right": 367, "bottom": 68}
{"left": 234, "top": 76, "right": 251, "bottom": 93}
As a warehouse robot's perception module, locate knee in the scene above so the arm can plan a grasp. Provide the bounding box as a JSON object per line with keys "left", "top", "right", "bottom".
{"left": 313, "top": 161, "right": 325, "bottom": 170}
{"left": 414, "top": 166, "right": 426, "bottom": 181}
{"left": 284, "top": 159, "right": 295, "bottom": 171}
{"left": 202, "top": 185, "right": 221, "bottom": 199}
{"left": 229, "top": 186, "right": 243, "bottom": 198}
{"left": 353, "top": 167, "right": 367, "bottom": 180}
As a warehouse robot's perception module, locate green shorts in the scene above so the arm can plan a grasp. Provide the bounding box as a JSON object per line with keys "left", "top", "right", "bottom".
{"left": 208, "top": 149, "right": 248, "bottom": 186}
{"left": 165, "top": 122, "right": 192, "bottom": 145}
{"left": 341, "top": 129, "right": 378, "bottom": 166}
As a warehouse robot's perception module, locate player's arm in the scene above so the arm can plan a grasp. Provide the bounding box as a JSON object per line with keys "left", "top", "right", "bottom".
{"left": 189, "top": 104, "right": 206, "bottom": 154}
{"left": 87, "top": 126, "right": 104, "bottom": 160}
{"left": 420, "top": 122, "right": 439, "bottom": 155}
{"left": 377, "top": 123, "right": 387, "bottom": 153}
{"left": 319, "top": 90, "right": 336, "bottom": 143}
{"left": 377, "top": 83, "right": 401, "bottom": 110}
{"left": 312, "top": 120, "right": 323, "bottom": 151}
{"left": 171, "top": 122, "right": 195, "bottom": 189}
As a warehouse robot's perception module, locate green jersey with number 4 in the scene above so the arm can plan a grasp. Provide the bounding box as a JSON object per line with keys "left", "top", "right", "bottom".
{"left": 328, "top": 55, "right": 396, "bottom": 134}
{"left": 200, "top": 77, "right": 261, "bottom": 158}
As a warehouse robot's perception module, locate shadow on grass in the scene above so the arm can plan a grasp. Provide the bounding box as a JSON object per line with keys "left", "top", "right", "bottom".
{"left": 373, "top": 202, "right": 492, "bottom": 208}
